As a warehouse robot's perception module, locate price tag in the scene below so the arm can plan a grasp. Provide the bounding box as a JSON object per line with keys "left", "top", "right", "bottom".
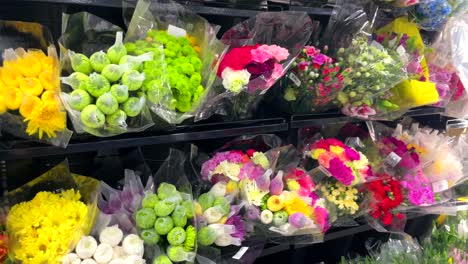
{"left": 432, "top": 180, "right": 449, "bottom": 193}
{"left": 232, "top": 247, "right": 249, "bottom": 260}
{"left": 384, "top": 152, "right": 402, "bottom": 167}
{"left": 370, "top": 40, "right": 385, "bottom": 51}
{"left": 167, "top": 24, "right": 187, "bottom": 38}
{"left": 289, "top": 73, "right": 301, "bottom": 87}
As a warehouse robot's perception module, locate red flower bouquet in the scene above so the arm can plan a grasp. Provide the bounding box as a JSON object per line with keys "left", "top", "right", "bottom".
{"left": 365, "top": 177, "right": 404, "bottom": 225}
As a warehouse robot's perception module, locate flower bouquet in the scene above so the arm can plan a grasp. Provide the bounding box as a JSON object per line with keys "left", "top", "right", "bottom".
{"left": 366, "top": 121, "right": 436, "bottom": 206}
{"left": 0, "top": 20, "right": 71, "bottom": 146}
{"left": 413, "top": 0, "right": 453, "bottom": 31}
{"left": 365, "top": 17, "right": 440, "bottom": 120}
{"left": 334, "top": 36, "right": 409, "bottom": 119}
{"left": 124, "top": 0, "right": 226, "bottom": 125}
{"left": 307, "top": 138, "right": 374, "bottom": 186}
{"left": 60, "top": 12, "right": 154, "bottom": 137}
{"left": 5, "top": 161, "right": 100, "bottom": 264}
{"left": 250, "top": 167, "right": 331, "bottom": 242}
{"left": 393, "top": 122, "right": 468, "bottom": 193}
{"left": 198, "top": 11, "right": 314, "bottom": 120}
{"left": 133, "top": 149, "right": 197, "bottom": 263}
{"left": 282, "top": 45, "right": 351, "bottom": 113}
{"left": 360, "top": 175, "right": 405, "bottom": 228}
{"left": 65, "top": 225, "right": 148, "bottom": 264}
{"left": 97, "top": 169, "right": 155, "bottom": 235}
{"left": 195, "top": 181, "right": 245, "bottom": 248}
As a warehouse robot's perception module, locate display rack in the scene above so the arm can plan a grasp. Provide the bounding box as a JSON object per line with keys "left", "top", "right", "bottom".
{"left": 0, "top": 1, "right": 446, "bottom": 263}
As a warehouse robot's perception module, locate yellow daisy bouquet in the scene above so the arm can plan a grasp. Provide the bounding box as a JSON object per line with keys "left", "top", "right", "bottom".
{"left": 5, "top": 161, "right": 99, "bottom": 264}
{"left": 0, "top": 21, "right": 71, "bottom": 146}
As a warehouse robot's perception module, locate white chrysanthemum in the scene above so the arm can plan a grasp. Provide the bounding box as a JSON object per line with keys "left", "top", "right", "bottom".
{"left": 221, "top": 67, "right": 250, "bottom": 94}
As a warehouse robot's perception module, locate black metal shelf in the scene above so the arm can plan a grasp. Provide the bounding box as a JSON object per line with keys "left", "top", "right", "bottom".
{"left": 259, "top": 213, "right": 428, "bottom": 258}
{"left": 12, "top": 0, "right": 333, "bottom": 16}
{"left": 0, "top": 118, "right": 288, "bottom": 160}
{"left": 290, "top": 106, "right": 445, "bottom": 129}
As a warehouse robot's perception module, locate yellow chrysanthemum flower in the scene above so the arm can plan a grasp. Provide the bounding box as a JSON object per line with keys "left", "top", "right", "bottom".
{"left": 7, "top": 190, "right": 88, "bottom": 264}
{"left": 283, "top": 194, "right": 313, "bottom": 218}
{"left": 24, "top": 101, "right": 66, "bottom": 139}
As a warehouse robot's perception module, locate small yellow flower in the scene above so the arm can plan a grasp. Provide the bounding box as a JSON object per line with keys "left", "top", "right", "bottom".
{"left": 218, "top": 216, "right": 228, "bottom": 224}
{"left": 287, "top": 180, "right": 301, "bottom": 191}
{"left": 267, "top": 195, "right": 284, "bottom": 212}
{"left": 194, "top": 202, "right": 203, "bottom": 216}
{"left": 329, "top": 146, "right": 344, "bottom": 155}
{"left": 226, "top": 180, "right": 238, "bottom": 194}
{"left": 311, "top": 149, "right": 326, "bottom": 159}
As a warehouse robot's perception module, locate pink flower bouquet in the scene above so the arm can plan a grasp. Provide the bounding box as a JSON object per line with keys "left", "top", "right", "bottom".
{"left": 197, "top": 11, "right": 315, "bottom": 120}
{"left": 217, "top": 44, "right": 289, "bottom": 94}
{"left": 308, "top": 138, "right": 373, "bottom": 186}
{"left": 283, "top": 45, "right": 350, "bottom": 113}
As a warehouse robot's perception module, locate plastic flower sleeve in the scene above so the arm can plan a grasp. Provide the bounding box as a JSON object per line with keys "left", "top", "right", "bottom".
{"left": 199, "top": 11, "right": 315, "bottom": 120}
{"left": 6, "top": 160, "right": 100, "bottom": 264}
{"left": 97, "top": 169, "right": 154, "bottom": 235}
{"left": 334, "top": 36, "right": 408, "bottom": 120}
{"left": 365, "top": 17, "right": 440, "bottom": 120}
{"left": 321, "top": 0, "right": 380, "bottom": 56}
{"left": 412, "top": 0, "right": 453, "bottom": 31}
{"left": 59, "top": 12, "right": 154, "bottom": 137}
{"left": 0, "top": 20, "right": 72, "bottom": 147}
{"left": 281, "top": 45, "right": 350, "bottom": 114}
{"left": 124, "top": 0, "right": 226, "bottom": 125}
{"left": 133, "top": 149, "right": 197, "bottom": 263}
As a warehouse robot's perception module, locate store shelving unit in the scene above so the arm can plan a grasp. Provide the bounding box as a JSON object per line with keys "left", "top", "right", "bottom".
{"left": 0, "top": 1, "right": 445, "bottom": 263}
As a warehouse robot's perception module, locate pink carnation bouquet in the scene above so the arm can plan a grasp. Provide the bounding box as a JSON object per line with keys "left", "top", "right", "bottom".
{"left": 196, "top": 11, "right": 315, "bottom": 120}
{"left": 217, "top": 44, "right": 289, "bottom": 94}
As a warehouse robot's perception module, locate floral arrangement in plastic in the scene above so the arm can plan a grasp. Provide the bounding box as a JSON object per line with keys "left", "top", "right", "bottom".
{"left": 374, "top": 135, "right": 435, "bottom": 206}
{"left": 1, "top": 47, "right": 67, "bottom": 140}
{"left": 196, "top": 181, "right": 246, "bottom": 247}
{"left": 429, "top": 64, "right": 465, "bottom": 107}
{"left": 6, "top": 190, "right": 89, "bottom": 264}
{"left": 335, "top": 37, "right": 407, "bottom": 119}
{"left": 364, "top": 176, "right": 404, "bottom": 225}
{"left": 97, "top": 170, "right": 154, "bottom": 234}
{"left": 283, "top": 45, "right": 350, "bottom": 112}
{"left": 414, "top": 0, "right": 452, "bottom": 31}
{"left": 244, "top": 168, "right": 330, "bottom": 237}
{"left": 394, "top": 123, "right": 466, "bottom": 192}
{"left": 320, "top": 181, "right": 360, "bottom": 216}
{"left": 134, "top": 182, "right": 197, "bottom": 263}
{"left": 201, "top": 149, "right": 270, "bottom": 184}
{"left": 217, "top": 44, "right": 289, "bottom": 94}
{"left": 309, "top": 138, "right": 373, "bottom": 186}
{"left": 366, "top": 17, "right": 440, "bottom": 119}
{"left": 125, "top": 30, "right": 204, "bottom": 113}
